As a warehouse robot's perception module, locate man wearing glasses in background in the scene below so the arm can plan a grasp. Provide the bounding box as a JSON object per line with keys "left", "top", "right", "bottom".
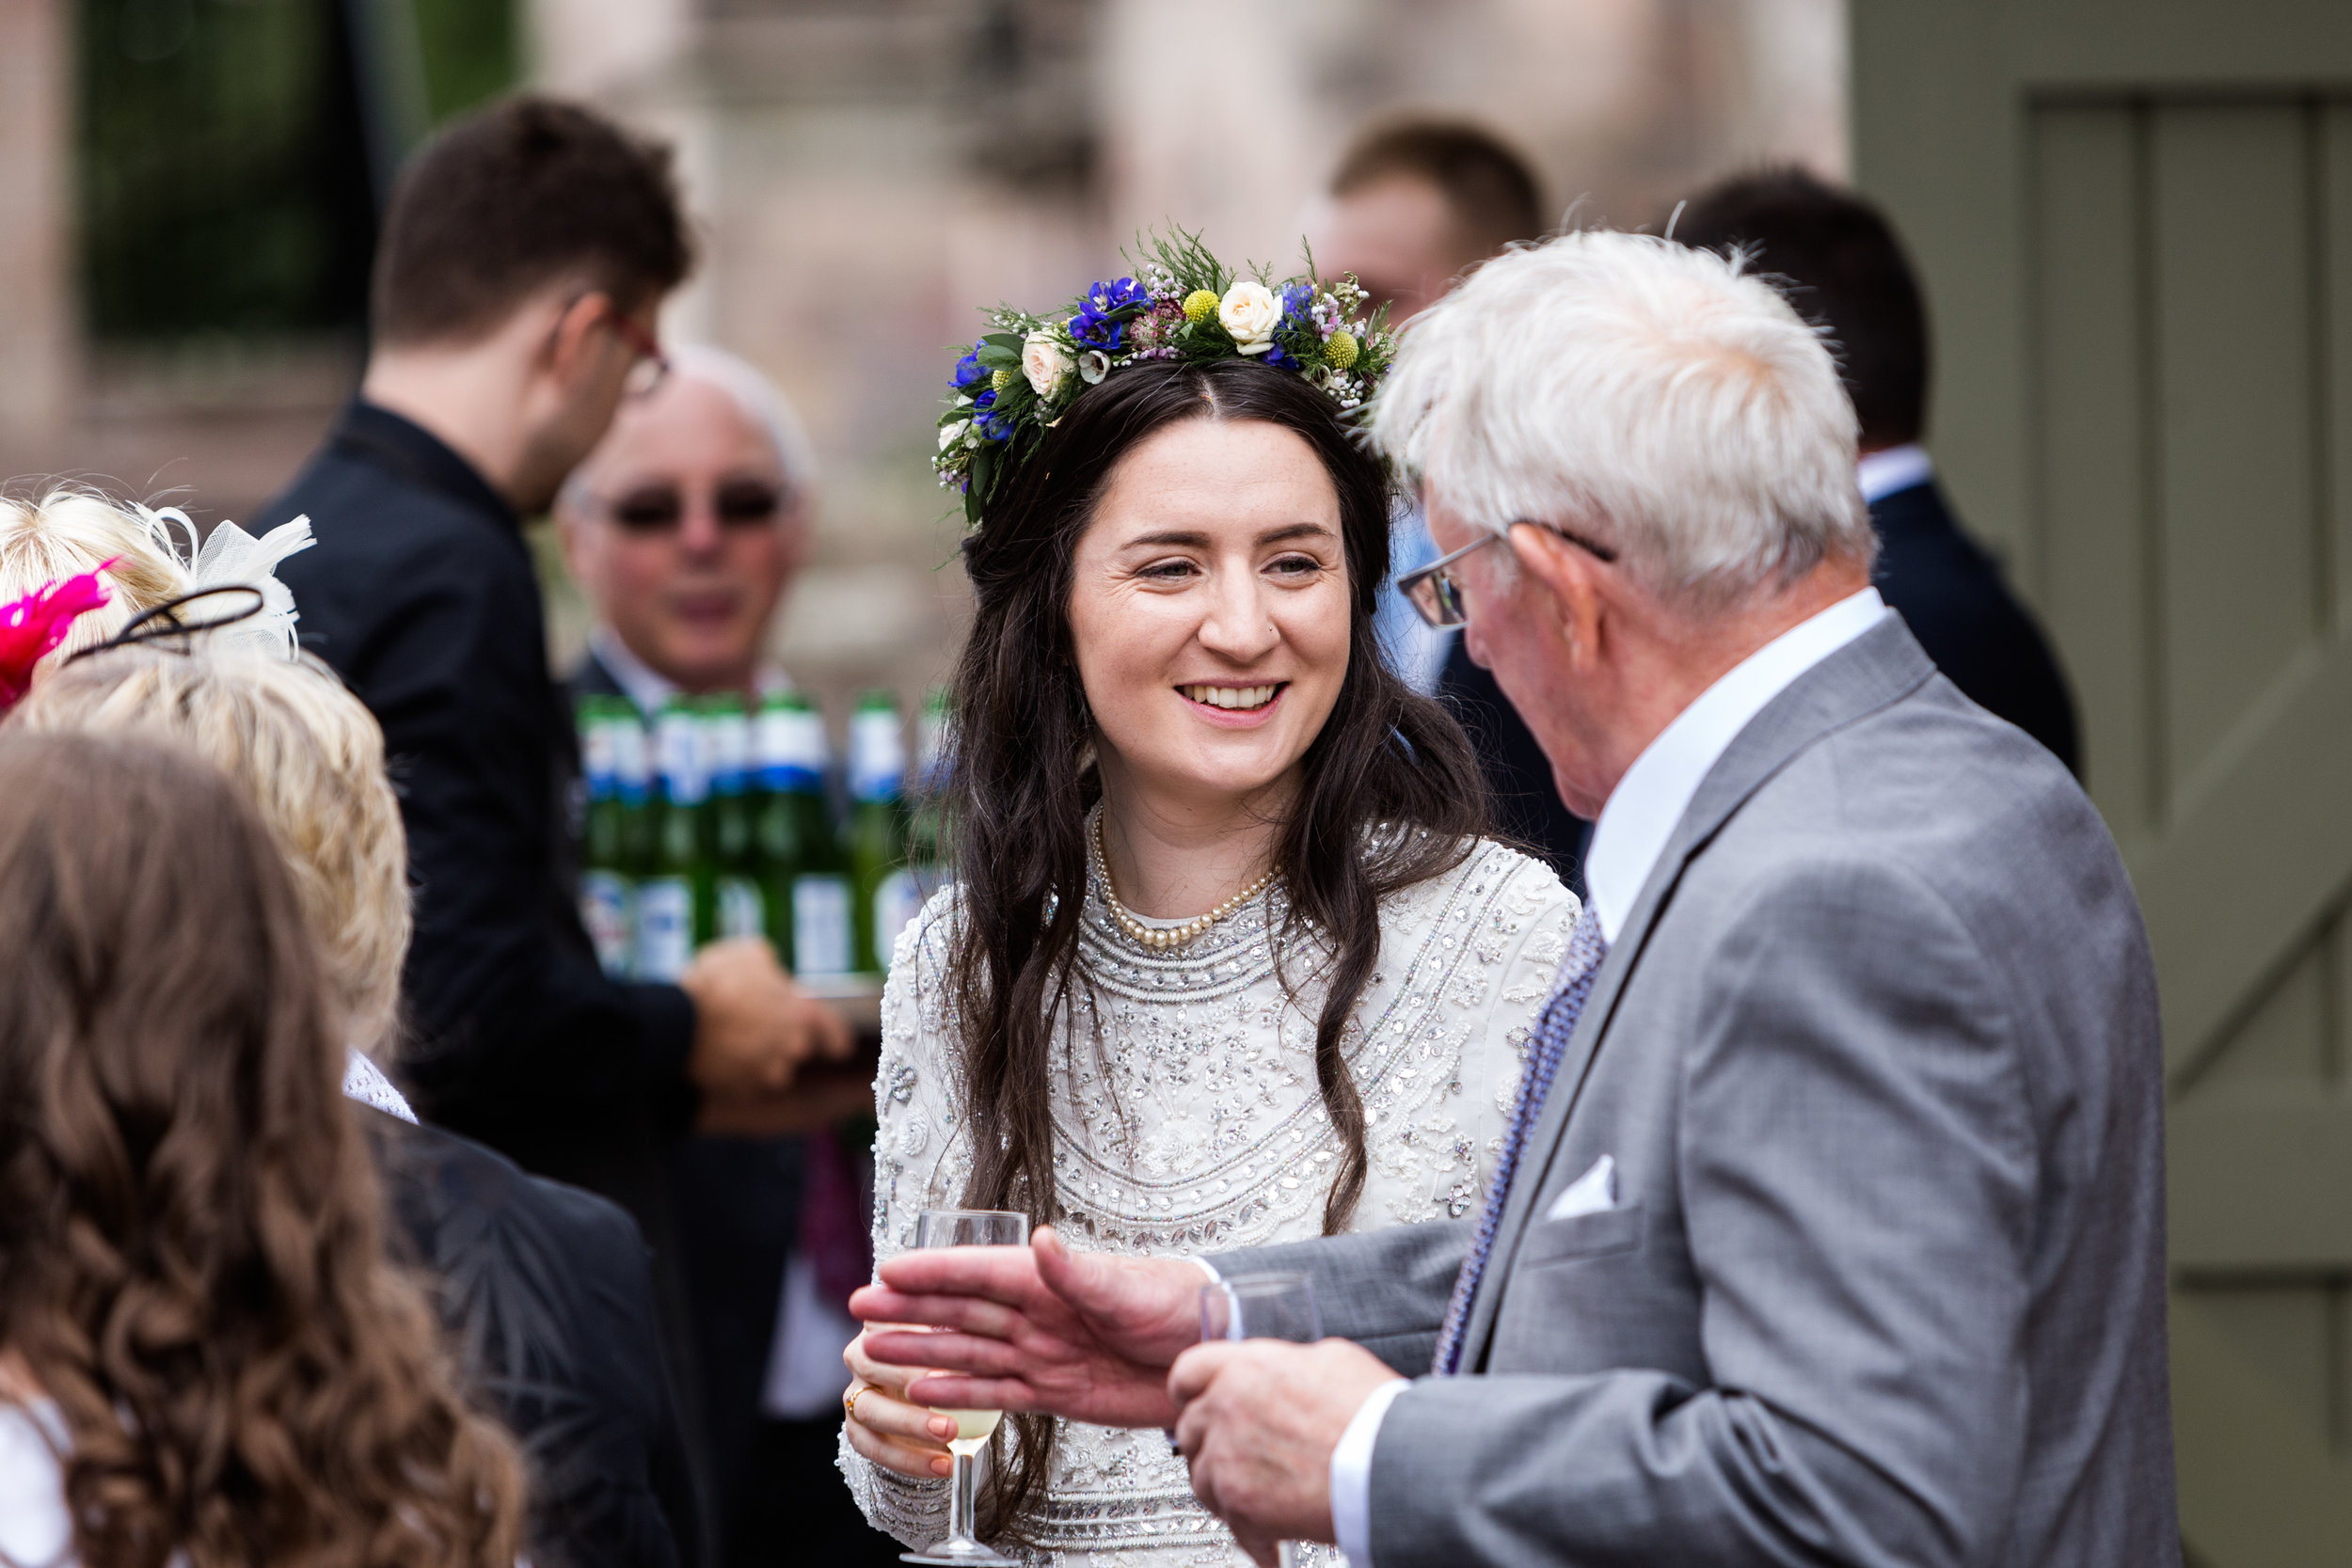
{"left": 557, "top": 345, "right": 906, "bottom": 1568}
{"left": 263, "top": 98, "right": 850, "bottom": 1556}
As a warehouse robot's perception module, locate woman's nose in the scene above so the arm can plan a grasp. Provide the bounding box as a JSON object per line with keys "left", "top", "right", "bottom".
{"left": 1196, "top": 577, "right": 1278, "bottom": 658}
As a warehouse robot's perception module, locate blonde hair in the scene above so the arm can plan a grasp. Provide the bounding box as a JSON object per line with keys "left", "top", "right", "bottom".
{"left": 10, "top": 649, "right": 410, "bottom": 1052}
{"left": 0, "top": 487, "right": 194, "bottom": 657}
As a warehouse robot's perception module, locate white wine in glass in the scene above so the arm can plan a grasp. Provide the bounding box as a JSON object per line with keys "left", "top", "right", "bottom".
{"left": 902, "top": 1208, "right": 1029, "bottom": 1567}
{"left": 1199, "top": 1273, "right": 1324, "bottom": 1568}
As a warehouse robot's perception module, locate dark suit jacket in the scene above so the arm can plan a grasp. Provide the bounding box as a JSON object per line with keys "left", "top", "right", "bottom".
{"left": 262, "top": 402, "right": 696, "bottom": 1183}
{"left": 1434, "top": 478, "right": 2083, "bottom": 887}
{"left": 262, "top": 403, "right": 715, "bottom": 1550}
{"left": 1871, "top": 479, "right": 2079, "bottom": 773}
{"left": 367, "top": 1108, "right": 699, "bottom": 1568}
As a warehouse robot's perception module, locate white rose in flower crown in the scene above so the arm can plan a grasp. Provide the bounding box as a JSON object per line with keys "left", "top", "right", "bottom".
{"left": 1023, "top": 331, "right": 1073, "bottom": 396}
{"left": 939, "top": 420, "right": 970, "bottom": 451}
{"left": 1218, "top": 281, "right": 1281, "bottom": 354}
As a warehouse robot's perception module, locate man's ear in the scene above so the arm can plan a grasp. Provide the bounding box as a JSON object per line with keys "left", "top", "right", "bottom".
{"left": 1507, "top": 521, "right": 1605, "bottom": 666}
{"left": 544, "top": 290, "right": 614, "bottom": 382}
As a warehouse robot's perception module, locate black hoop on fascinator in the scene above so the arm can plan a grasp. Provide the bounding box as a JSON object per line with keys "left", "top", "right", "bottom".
{"left": 66, "top": 584, "right": 267, "bottom": 661}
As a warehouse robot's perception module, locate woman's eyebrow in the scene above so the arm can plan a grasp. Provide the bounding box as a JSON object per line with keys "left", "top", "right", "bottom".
{"left": 1119, "top": 521, "right": 1335, "bottom": 550}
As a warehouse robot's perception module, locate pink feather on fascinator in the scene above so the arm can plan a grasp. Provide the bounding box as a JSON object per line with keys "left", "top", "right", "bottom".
{"left": 0, "top": 562, "right": 114, "bottom": 709}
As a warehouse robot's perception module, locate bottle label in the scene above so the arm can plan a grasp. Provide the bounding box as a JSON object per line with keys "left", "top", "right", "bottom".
{"left": 716, "top": 876, "right": 766, "bottom": 941}
{"left": 791, "top": 874, "right": 853, "bottom": 977}
{"left": 581, "top": 716, "right": 618, "bottom": 792}
{"left": 612, "top": 715, "right": 651, "bottom": 791}
{"left": 849, "top": 709, "right": 906, "bottom": 803}
{"left": 705, "top": 712, "right": 752, "bottom": 796}
{"left": 755, "top": 707, "right": 826, "bottom": 789}
{"left": 658, "top": 713, "right": 707, "bottom": 804}
{"left": 636, "top": 877, "right": 693, "bottom": 982}
{"left": 873, "top": 867, "right": 922, "bottom": 973}
{"left": 581, "top": 871, "right": 635, "bottom": 977}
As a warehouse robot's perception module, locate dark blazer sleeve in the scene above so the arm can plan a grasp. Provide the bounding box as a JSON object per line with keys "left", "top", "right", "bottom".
{"left": 294, "top": 491, "right": 695, "bottom": 1139}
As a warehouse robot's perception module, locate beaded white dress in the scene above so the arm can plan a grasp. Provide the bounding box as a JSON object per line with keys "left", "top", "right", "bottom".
{"left": 840, "top": 837, "right": 1581, "bottom": 1567}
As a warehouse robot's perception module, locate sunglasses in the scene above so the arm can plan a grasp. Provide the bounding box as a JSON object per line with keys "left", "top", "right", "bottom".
{"left": 1396, "top": 521, "right": 1618, "bottom": 627}
{"left": 600, "top": 480, "right": 791, "bottom": 534}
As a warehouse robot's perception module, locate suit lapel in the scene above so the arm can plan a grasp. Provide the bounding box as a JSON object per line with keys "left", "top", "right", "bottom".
{"left": 1456, "top": 615, "right": 1938, "bottom": 1369}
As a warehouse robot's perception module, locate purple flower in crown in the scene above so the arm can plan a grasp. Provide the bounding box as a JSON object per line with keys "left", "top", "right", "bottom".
{"left": 1265, "top": 282, "right": 1319, "bottom": 370}
{"left": 952, "top": 351, "right": 990, "bottom": 393}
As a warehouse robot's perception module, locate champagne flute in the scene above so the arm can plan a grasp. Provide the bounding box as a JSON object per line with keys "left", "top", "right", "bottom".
{"left": 1198, "top": 1273, "right": 1324, "bottom": 1568}
{"left": 901, "top": 1208, "right": 1029, "bottom": 1567}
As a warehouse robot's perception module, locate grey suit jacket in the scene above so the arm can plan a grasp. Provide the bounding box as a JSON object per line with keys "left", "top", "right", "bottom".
{"left": 1218, "top": 616, "right": 2177, "bottom": 1567}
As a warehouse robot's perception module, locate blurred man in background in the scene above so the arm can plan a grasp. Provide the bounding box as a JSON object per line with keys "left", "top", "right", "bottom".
{"left": 1313, "top": 118, "right": 1593, "bottom": 888}
{"left": 1673, "top": 169, "right": 2080, "bottom": 772}
{"left": 556, "top": 348, "right": 899, "bottom": 1568}
{"left": 261, "top": 99, "right": 850, "bottom": 1553}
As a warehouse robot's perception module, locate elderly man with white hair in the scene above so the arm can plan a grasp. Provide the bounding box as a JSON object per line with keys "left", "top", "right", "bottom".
{"left": 558, "top": 347, "right": 904, "bottom": 1568}
{"left": 847, "top": 230, "right": 2180, "bottom": 1568}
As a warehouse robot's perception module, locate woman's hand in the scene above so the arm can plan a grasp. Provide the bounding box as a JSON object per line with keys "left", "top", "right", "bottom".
{"left": 843, "top": 1327, "right": 957, "bottom": 1481}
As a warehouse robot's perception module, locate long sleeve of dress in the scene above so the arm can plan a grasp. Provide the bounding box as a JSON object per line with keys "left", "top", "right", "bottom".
{"left": 838, "top": 896, "right": 965, "bottom": 1549}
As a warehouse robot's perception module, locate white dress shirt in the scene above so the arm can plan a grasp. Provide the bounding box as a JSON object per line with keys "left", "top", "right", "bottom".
{"left": 1855, "top": 442, "right": 1932, "bottom": 506}
{"left": 1327, "top": 586, "right": 1890, "bottom": 1565}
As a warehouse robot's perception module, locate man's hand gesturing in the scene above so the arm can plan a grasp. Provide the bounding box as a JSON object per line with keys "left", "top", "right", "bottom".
{"left": 853, "top": 1226, "right": 1206, "bottom": 1430}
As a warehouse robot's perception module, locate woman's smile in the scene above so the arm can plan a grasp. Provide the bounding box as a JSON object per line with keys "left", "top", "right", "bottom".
{"left": 1177, "top": 681, "right": 1288, "bottom": 719}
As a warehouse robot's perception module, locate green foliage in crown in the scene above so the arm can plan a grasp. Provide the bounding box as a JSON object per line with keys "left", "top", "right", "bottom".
{"left": 934, "top": 230, "right": 1398, "bottom": 528}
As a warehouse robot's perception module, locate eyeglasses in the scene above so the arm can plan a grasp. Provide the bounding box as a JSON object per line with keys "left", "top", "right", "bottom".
{"left": 596, "top": 479, "right": 791, "bottom": 534}
{"left": 600, "top": 309, "right": 670, "bottom": 399}
{"left": 1396, "top": 520, "right": 1618, "bottom": 627}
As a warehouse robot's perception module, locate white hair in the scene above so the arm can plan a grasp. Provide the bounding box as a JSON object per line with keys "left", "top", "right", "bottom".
{"left": 1370, "top": 230, "right": 1873, "bottom": 610}
{"left": 666, "top": 342, "right": 819, "bottom": 499}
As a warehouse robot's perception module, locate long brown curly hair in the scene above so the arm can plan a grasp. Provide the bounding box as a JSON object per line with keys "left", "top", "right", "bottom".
{"left": 0, "top": 732, "right": 523, "bottom": 1568}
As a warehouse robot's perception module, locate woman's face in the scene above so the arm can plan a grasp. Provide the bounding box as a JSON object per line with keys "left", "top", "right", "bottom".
{"left": 1066, "top": 417, "right": 1353, "bottom": 818}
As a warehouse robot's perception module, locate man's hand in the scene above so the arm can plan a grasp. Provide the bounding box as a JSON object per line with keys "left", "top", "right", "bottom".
{"left": 852, "top": 1226, "right": 1206, "bottom": 1430}
{"left": 679, "top": 938, "right": 852, "bottom": 1105}
{"left": 1168, "top": 1338, "right": 1397, "bottom": 1566}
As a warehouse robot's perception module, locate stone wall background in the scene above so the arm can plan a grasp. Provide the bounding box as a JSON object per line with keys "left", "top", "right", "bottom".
{"left": 0, "top": 0, "right": 1844, "bottom": 727}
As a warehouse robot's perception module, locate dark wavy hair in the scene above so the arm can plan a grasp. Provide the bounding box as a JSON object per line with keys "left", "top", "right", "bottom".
{"left": 946, "top": 356, "right": 1489, "bottom": 1534}
{"left": 0, "top": 733, "right": 523, "bottom": 1568}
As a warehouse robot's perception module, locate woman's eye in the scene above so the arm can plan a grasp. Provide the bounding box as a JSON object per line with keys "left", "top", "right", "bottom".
{"left": 1138, "top": 559, "right": 1198, "bottom": 581}
{"left": 1267, "top": 554, "right": 1324, "bottom": 577}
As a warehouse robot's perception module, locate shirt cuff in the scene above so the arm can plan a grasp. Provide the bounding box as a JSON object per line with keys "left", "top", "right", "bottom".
{"left": 1330, "top": 1377, "right": 1409, "bottom": 1566}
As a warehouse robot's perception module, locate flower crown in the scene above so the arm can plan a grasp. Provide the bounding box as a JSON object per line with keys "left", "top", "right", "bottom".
{"left": 934, "top": 231, "right": 1399, "bottom": 528}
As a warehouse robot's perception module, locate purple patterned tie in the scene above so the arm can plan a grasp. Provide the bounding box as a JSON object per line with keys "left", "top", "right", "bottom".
{"left": 1432, "top": 910, "right": 1610, "bottom": 1375}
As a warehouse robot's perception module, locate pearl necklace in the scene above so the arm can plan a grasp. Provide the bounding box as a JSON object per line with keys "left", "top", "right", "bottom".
{"left": 1089, "top": 809, "right": 1277, "bottom": 952}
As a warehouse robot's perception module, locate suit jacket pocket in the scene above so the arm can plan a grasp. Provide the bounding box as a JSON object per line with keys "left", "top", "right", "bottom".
{"left": 1514, "top": 1202, "right": 1645, "bottom": 1269}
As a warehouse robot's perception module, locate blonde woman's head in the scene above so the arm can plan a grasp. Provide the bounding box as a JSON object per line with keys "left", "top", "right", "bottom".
{"left": 0, "top": 488, "right": 196, "bottom": 657}
{"left": 10, "top": 648, "right": 409, "bottom": 1051}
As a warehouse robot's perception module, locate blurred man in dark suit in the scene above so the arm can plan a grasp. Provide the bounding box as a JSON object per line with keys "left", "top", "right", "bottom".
{"left": 555, "top": 346, "right": 898, "bottom": 1568}
{"left": 1674, "top": 169, "right": 2080, "bottom": 772}
{"left": 259, "top": 100, "right": 851, "bottom": 1554}
{"left": 1313, "top": 119, "right": 1594, "bottom": 889}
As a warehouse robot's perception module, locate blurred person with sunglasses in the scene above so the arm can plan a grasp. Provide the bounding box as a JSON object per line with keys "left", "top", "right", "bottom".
{"left": 557, "top": 347, "right": 903, "bottom": 1568}
{"left": 557, "top": 344, "right": 816, "bottom": 710}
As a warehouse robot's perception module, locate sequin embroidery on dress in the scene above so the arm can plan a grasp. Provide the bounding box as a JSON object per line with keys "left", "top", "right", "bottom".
{"left": 842, "top": 838, "right": 1580, "bottom": 1567}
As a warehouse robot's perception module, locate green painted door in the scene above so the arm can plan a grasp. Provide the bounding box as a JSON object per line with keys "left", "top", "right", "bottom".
{"left": 1851, "top": 3, "right": 2352, "bottom": 1560}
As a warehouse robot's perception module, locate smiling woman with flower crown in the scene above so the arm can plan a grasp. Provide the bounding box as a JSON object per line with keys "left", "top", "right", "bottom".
{"left": 838, "top": 236, "right": 1582, "bottom": 1566}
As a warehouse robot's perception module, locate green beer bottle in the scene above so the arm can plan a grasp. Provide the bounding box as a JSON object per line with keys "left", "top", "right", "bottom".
{"left": 754, "top": 691, "right": 851, "bottom": 977}
{"left": 577, "top": 695, "right": 636, "bottom": 977}
{"left": 612, "top": 702, "right": 655, "bottom": 935}
{"left": 906, "top": 686, "right": 952, "bottom": 906}
{"left": 700, "top": 693, "right": 764, "bottom": 941}
{"left": 638, "top": 694, "right": 711, "bottom": 981}
{"left": 848, "top": 691, "right": 917, "bottom": 975}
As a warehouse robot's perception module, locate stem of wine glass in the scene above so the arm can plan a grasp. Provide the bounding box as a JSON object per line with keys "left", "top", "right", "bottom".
{"left": 949, "top": 1445, "right": 980, "bottom": 1547}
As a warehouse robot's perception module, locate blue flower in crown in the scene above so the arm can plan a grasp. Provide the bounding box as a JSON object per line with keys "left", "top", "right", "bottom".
{"left": 1071, "top": 276, "right": 1149, "bottom": 352}
{"left": 952, "top": 351, "right": 991, "bottom": 393}
{"left": 970, "top": 388, "right": 1016, "bottom": 441}
{"left": 1265, "top": 283, "right": 1320, "bottom": 371}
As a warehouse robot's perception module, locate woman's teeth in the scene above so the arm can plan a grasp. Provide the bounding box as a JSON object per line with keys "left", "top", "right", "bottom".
{"left": 1182, "top": 684, "right": 1279, "bottom": 711}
